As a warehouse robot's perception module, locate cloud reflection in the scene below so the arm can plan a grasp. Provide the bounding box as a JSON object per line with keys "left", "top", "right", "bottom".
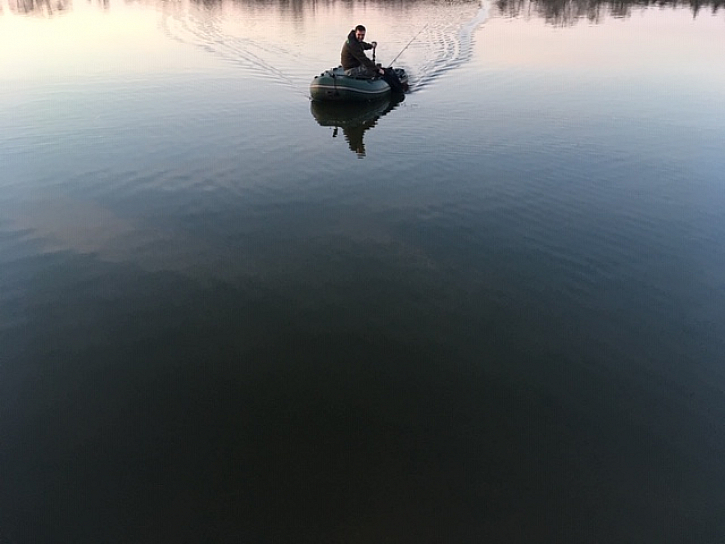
{"left": 8, "top": 198, "right": 260, "bottom": 279}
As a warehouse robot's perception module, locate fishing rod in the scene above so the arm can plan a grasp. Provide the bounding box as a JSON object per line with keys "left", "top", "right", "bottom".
{"left": 387, "top": 24, "right": 428, "bottom": 67}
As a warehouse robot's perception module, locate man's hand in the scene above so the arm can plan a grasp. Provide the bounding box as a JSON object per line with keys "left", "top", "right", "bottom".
{"left": 371, "top": 41, "right": 377, "bottom": 47}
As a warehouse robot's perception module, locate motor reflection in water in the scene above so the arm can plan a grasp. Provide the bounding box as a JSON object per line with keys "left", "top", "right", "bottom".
{"left": 310, "top": 96, "right": 404, "bottom": 157}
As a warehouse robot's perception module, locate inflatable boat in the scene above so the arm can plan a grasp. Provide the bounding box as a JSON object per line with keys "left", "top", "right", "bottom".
{"left": 310, "top": 66, "right": 408, "bottom": 102}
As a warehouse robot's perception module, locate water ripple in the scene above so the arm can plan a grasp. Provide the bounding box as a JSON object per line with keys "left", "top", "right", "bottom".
{"left": 158, "top": 1, "right": 312, "bottom": 95}
{"left": 402, "top": 0, "right": 490, "bottom": 91}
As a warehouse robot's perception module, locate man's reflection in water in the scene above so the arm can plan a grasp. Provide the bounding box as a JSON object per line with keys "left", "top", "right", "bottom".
{"left": 311, "top": 97, "right": 403, "bottom": 158}
{"left": 332, "top": 118, "right": 378, "bottom": 157}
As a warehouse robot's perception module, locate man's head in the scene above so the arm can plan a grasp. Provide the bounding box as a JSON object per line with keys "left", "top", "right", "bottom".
{"left": 354, "top": 25, "right": 366, "bottom": 41}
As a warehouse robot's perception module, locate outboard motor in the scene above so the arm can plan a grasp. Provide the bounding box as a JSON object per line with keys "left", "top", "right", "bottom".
{"left": 381, "top": 67, "right": 406, "bottom": 94}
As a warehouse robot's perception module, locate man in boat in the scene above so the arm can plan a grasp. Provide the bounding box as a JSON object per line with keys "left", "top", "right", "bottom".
{"left": 341, "top": 25, "right": 406, "bottom": 93}
{"left": 341, "top": 25, "right": 386, "bottom": 78}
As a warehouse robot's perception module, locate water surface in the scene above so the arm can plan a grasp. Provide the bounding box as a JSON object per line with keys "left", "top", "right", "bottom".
{"left": 1, "top": 0, "right": 724, "bottom": 542}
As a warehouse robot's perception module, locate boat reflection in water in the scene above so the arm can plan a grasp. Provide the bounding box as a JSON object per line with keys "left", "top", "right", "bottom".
{"left": 310, "top": 96, "right": 404, "bottom": 157}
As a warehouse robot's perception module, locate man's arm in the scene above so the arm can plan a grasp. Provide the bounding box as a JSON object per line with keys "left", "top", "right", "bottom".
{"left": 350, "top": 42, "right": 377, "bottom": 70}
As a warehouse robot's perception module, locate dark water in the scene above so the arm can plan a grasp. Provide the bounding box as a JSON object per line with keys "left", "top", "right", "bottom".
{"left": 1, "top": 0, "right": 724, "bottom": 542}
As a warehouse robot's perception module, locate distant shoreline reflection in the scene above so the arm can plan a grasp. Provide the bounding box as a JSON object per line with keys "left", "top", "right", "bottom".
{"left": 3, "top": 0, "right": 720, "bottom": 23}
{"left": 495, "top": 0, "right": 722, "bottom": 24}
{"left": 310, "top": 96, "right": 403, "bottom": 158}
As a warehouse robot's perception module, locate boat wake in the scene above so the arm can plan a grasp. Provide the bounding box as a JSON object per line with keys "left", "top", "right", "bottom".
{"left": 158, "top": 2, "right": 314, "bottom": 97}
{"left": 399, "top": 0, "right": 489, "bottom": 92}
{"left": 157, "top": 0, "right": 488, "bottom": 97}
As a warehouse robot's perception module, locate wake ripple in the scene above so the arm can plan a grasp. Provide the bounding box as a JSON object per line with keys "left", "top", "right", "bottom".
{"left": 402, "top": 0, "right": 489, "bottom": 91}
{"left": 158, "top": 4, "right": 313, "bottom": 96}
{"left": 157, "top": 0, "right": 488, "bottom": 97}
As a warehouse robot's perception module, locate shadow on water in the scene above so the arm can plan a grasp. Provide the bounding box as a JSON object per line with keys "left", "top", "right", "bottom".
{"left": 310, "top": 96, "right": 404, "bottom": 158}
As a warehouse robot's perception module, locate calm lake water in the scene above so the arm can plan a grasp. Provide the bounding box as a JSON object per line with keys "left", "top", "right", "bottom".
{"left": 1, "top": 0, "right": 724, "bottom": 542}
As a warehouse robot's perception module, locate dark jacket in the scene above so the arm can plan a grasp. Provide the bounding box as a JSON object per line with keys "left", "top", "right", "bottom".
{"left": 341, "top": 29, "right": 376, "bottom": 71}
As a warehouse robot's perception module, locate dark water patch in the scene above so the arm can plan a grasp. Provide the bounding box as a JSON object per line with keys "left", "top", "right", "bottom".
{"left": 2, "top": 173, "right": 725, "bottom": 541}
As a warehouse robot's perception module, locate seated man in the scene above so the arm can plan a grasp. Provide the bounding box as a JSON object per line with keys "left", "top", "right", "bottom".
{"left": 341, "top": 25, "right": 386, "bottom": 78}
